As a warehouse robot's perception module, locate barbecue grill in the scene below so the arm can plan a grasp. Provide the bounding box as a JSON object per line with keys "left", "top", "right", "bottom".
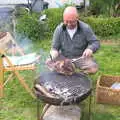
{"left": 34, "top": 71, "right": 92, "bottom": 120}
{"left": 34, "top": 71, "right": 92, "bottom": 105}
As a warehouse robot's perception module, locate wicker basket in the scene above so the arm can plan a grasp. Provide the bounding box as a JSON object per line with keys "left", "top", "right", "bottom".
{"left": 96, "top": 75, "right": 120, "bottom": 105}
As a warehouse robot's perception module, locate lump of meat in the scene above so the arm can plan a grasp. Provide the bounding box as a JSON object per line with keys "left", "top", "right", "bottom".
{"left": 46, "top": 55, "right": 75, "bottom": 75}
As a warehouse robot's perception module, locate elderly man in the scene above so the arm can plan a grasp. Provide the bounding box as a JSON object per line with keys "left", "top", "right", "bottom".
{"left": 47, "top": 6, "right": 100, "bottom": 74}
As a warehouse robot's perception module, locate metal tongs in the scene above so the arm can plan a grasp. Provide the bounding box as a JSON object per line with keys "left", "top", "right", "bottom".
{"left": 49, "top": 54, "right": 84, "bottom": 64}
{"left": 71, "top": 56, "right": 84, "bottom": 63}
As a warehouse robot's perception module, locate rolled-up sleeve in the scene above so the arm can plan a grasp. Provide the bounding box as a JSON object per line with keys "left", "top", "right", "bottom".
{"left": 52, "top": 25, "right": 61, "bottom": 51}
{"left": 85, "top": 25, "right": 100, "bottom": 53}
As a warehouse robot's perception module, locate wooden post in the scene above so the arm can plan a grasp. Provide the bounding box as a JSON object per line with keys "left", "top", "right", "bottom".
{"left": 0, "top": 54, "right": 4, "bottom": 98}
{"left": 83, "top": 0, "right": 87, "bottom": 16}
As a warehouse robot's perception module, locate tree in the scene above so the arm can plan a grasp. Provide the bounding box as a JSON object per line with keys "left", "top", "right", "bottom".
{"left": 90, "top": 0, "right": 120, "bottom": 17}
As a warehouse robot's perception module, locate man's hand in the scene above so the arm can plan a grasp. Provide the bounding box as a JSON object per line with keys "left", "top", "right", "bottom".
{"left": 82, "top": 49, "right": 93, "bottom": 57}
{"left": 50, "top": 49, "right": 59, "bottom": 59}
{"left": 45, "top": 58, "right": 52, "bottom": 65}
{"left": 45, "top": 58, "right": 55, "bottom": 71}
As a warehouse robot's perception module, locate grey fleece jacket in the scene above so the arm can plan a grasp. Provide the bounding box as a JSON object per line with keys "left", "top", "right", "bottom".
{"left": 52, "top": 20, "right": 100, "bottom": 59}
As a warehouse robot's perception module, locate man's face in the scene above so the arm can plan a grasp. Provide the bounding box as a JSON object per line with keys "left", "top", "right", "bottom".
{"left": 63, "top": 6, "right": 78, "bottom": 29}
{"left": 64, "top": 17, "right": 77, "bottom": 29}
{"left": 64, "top": 19, "right": 77, "bottom": 29}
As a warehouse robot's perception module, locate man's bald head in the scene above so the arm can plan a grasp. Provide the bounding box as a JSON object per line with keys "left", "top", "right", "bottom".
{"left": 63, "top": 6, "right": 78, "bottom": 21}
{"left": 63, "top": 6, "right": 78, "bottom": 29}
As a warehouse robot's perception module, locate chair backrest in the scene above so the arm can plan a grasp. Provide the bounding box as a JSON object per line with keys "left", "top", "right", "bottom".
{"left": 0, "top": 32, "right": 24, "bottom": 55}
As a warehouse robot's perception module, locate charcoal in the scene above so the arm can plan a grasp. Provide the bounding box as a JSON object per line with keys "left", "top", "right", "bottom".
{"left": 34, "top": 72, "right": 92, "bottom": 105}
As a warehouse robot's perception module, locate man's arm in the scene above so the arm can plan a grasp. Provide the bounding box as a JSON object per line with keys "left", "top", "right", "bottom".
{"left": 50, "top": 48, "right": 59, "bottom": 59}
{"left": 85, "top": 25, "right": 100, "bottom": 53}
{"left": 52, "top": 25, "right": 61, "bottom": 50}
{"left": 82, "top": 25, "right": 100, "bottom": 57}
{"left": 50, "top": 24, "right": 62, "bottom": 59}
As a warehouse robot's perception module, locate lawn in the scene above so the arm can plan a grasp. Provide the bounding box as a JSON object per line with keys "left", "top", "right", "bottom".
{"left": 0, "top": 40, "right": 120, "bottom": 120}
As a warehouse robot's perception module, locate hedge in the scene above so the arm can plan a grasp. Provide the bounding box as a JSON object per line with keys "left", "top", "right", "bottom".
{"left": 42, "top": 8, "right": 64, "bottom": 34}
{"left": 16, "top": 9, "right": 49, "bottom": 41}
{"left": 16, "top": 8, "right": 120, "bottom": 41}
{"left": 81, "top": 17, "right": 120, "bottom": 37}
{"left": 43, "top": 9, "right": 120, "bottom": 37}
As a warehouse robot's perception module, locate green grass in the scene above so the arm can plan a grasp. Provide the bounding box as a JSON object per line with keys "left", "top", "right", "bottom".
{"left": 0, "top": 41, "right": 120, "bottom": 120}
{"left": 83, "top": 43, "right": 120, "bottom": 120}
{"left": 98, "top": 33, "right": 120, "bottom": 42}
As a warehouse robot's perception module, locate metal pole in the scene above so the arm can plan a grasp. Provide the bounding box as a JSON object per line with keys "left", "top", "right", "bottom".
{"left": 37, "top": 99, "right": 40, "bottom": 120}
{"left": 28, "top": 0, "right": 33, "bottom": 14}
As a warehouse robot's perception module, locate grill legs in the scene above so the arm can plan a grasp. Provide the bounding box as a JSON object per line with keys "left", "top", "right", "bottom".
{"left": 88, "top": 92, "right": 92, "bottom": 120}
{"left": 37, "top": 101, "right": 51, "bottom": 120}
{"left": 36, "top": 92, "right": 93, "bottom": 120}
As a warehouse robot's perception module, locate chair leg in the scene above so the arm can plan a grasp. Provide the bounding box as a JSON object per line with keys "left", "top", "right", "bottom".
{"left": 4, "top": 73, "right": 14, "bottom": 86}
{"left": 14, "top": 71, "right": 35, "bottom": 98}
{"left": 0, "top": 56, "right": 4, "bottom": 98}
{"left": 0, "top": 74, "right": 4, "bottom": 98}
{"left": 3, "top": 54, "right": 35, "bottom": 98}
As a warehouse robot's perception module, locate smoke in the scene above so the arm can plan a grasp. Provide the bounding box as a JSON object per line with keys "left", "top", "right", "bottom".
{"left": 14, "top": 32, "right": 49, "bottom": 70}
{"left": 14, "top": 32, "right": 34, "bottom": 53}
{"left": 0, "top": 7, "right": 14, "bottom": 33}
{"left": 0, "top": 6, "right": 50, "bottom": 76}
{"left": 35, "top": 48, "right": 50, "bottom": 75}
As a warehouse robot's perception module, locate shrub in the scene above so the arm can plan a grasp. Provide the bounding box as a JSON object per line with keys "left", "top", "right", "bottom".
{"left": 16, "top": 10, "right": 49, "bottom": 41}
{"left": 42, "top": 8, "right": 64, "bottom": 34}
{"left": 43, "top": 8, "right": 120, "bottom": 37}
{"left": 81, "top": 17, "right": 120, "bottom": 37}
{"left": 16, "top": 8, "right": 120, "bottom": 41}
